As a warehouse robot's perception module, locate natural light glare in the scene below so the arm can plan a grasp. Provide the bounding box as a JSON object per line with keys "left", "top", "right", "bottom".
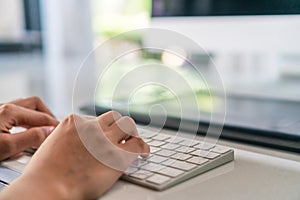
{"left": 92, "top": 0, "right": 150, "bottom": 37}
{"left": 161, "top": 47, "right": 187, "bottom": 68}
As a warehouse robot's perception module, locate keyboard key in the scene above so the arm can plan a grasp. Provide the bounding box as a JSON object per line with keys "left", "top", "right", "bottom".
{"left": 187, "top": 157, "right": 209, "bottom": 165}
{"left": 194, "top": 143, "right": 215, "bottom": 150}
{"left": 131, "top": 158, "right": 148, "bottom": 167}
{"left": 146, "top": 174, "right": 171, "bottom": 185}
{"left": 211, "top": 145, "right": 231, "bottom": 154}
{"left": 143, "top": 138, "right": 152, "bottom": 143}
{"left": 171, "top": 153, "right": 192, "bottom": 161}
{"left": 150, "top": 146, "right": 161, "bottom": 154}
{"left": 156, "top": 149, "right": 176, "bottom": 157}
{"left": 175, "top": 146, "right": 195, "bottom": 154}
{"left": 199, "top": 151, "right": 220, "bottom": 159}
{"left": 148, "top": 155, "right": 168, "bottom": 163}
{"left": 141, "top": 162, "right": 165, "bottom": 172}
{"left": 156, "top": 166, "right": 184, "bottom": 177}
{"left": 190, "top": 150, "right": 220, "bottom": 159}
{"left": 163, "top": 159, "right": 197, "bottom": 171}
{"left": 129, "top": 169, "right": 153, "bottom": 180}
{"left": 165, "top": 137, "right": 184, "bottom": 144}
{"left": 180, "top": 139, "right": 200, "bottom": 147}
{"left": 140, "top": 131, "right": 158, "bottom": 138}
{"left": 148, "top": 140, "right": 166, "bottom": 147}
{"left": 161, "top": 143, "right": 181, "bottom": 150}
{"left": 124, "top": 166, "right": 138, "bottom": 174}
{"left": 153, "top": 134, "right": 170, "bottom": 141}
{"left": 16, "top": 155, "right": 31, "bottom": 164}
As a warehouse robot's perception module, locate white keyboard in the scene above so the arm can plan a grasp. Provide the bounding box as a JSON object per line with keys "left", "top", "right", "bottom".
{"left": 122, "top": 128, "right": 234, "bottom": 190}
{"left": 1, "top": 127, "right": 234, "bottom": 191}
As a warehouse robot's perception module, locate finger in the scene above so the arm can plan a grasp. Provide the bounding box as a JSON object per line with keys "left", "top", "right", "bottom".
{"left": 112, "top": 116, "right": 139, "bottom": 136}
{"left": 9, "top": 96, "right": 55, "bottom": 118}
{"left": 120, "top": 137, "right": 150, "bottom": 158}
{"left": 1, "top": 104, "right": 59, "bottom": 127}
{"left": 98, "top": 111, "right": 122, "bottom": 130}
{"left": 108, "top": 116, "right": 138, "bottom": 143}
{"left": 0, "top": 126, "right": 54, "bottom": 160}
{"left": 18, "top": 126, "right": 55, "bottom": 148}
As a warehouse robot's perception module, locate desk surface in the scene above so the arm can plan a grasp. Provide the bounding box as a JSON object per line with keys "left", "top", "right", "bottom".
{"left": 1, "top": 130, "right": 300, "bottom": 200}
{"left": 100, "top": 146, "right": 300, "bottom": 200}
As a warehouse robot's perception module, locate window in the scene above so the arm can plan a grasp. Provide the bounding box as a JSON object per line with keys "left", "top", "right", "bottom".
{"left": 0, "top": 0, "right": 41, "bottom": 52}
{"left": 88, "top": 0, "right": 300, "bottom": 153}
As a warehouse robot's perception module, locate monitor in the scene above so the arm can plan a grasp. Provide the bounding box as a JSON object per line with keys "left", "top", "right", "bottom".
{"left": 0, "top": 0, "right": 41, "bottom": 52}
{"left": 149, "top": 0, "right": 300, "bottom": 54}
{"left": 147, "top": 0, "right": 300, "bottom": 100}
{"left": 85, "top": 0, "right": 300, "bottom": 153}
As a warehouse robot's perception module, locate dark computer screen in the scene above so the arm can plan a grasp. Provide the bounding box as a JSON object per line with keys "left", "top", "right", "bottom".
{"left": 152, "top": 0, "right": 300, "bottom": 17}
{"left": 0, "top": 0, "right": 41, "bottom": 52}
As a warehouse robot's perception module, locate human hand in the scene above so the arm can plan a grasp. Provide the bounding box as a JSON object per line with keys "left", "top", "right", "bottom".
{"left": 0, "top": 97, "right": 59, "bottom": 160}
{"left": 0, "top": 111, "right": 150, "bottom": 200}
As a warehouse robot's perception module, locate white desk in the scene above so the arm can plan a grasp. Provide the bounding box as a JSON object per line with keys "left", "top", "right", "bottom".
{"left": 100, "top": 129, "right": 300, "bottom": 200}
{"left": 100, "top": 149, "right": 300, "bottom": 200}
{"left": 1, "top": 130, "right": 300, "bottom": 200}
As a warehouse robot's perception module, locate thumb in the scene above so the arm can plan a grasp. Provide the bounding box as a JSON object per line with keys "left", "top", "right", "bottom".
{"left": 24, "top": 126, "right": 55, "bottom": 148}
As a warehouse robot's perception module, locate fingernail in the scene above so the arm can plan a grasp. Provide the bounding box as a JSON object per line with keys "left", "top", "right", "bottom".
{"left": 46, "top": 126, "right": 55, "bottom": 135}
{"left": 141, "top": 152, "right": 150, "bottom": 158}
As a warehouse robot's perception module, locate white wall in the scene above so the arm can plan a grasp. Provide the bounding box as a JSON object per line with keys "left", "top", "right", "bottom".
{"left": 41, "top": 0, "right": 95, "bottom": 116}
{"left": 150, "top": 15, "right": 300, "bottom": 54}
{"left": 149, "top": 15, "right": 300, "bottom": 99}
{"left": 0, "top": 53, "right": 44, "bottom": 103}
{"left": 0, "top": 0, "right": 24, "bottom": 41}
{"left": 150, "top": 15, "right": 300, "bottom": 78}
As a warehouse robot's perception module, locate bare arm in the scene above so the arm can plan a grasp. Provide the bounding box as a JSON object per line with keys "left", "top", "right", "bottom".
{"left": 0, "top": 111, "right": 149, "bottom": 200}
